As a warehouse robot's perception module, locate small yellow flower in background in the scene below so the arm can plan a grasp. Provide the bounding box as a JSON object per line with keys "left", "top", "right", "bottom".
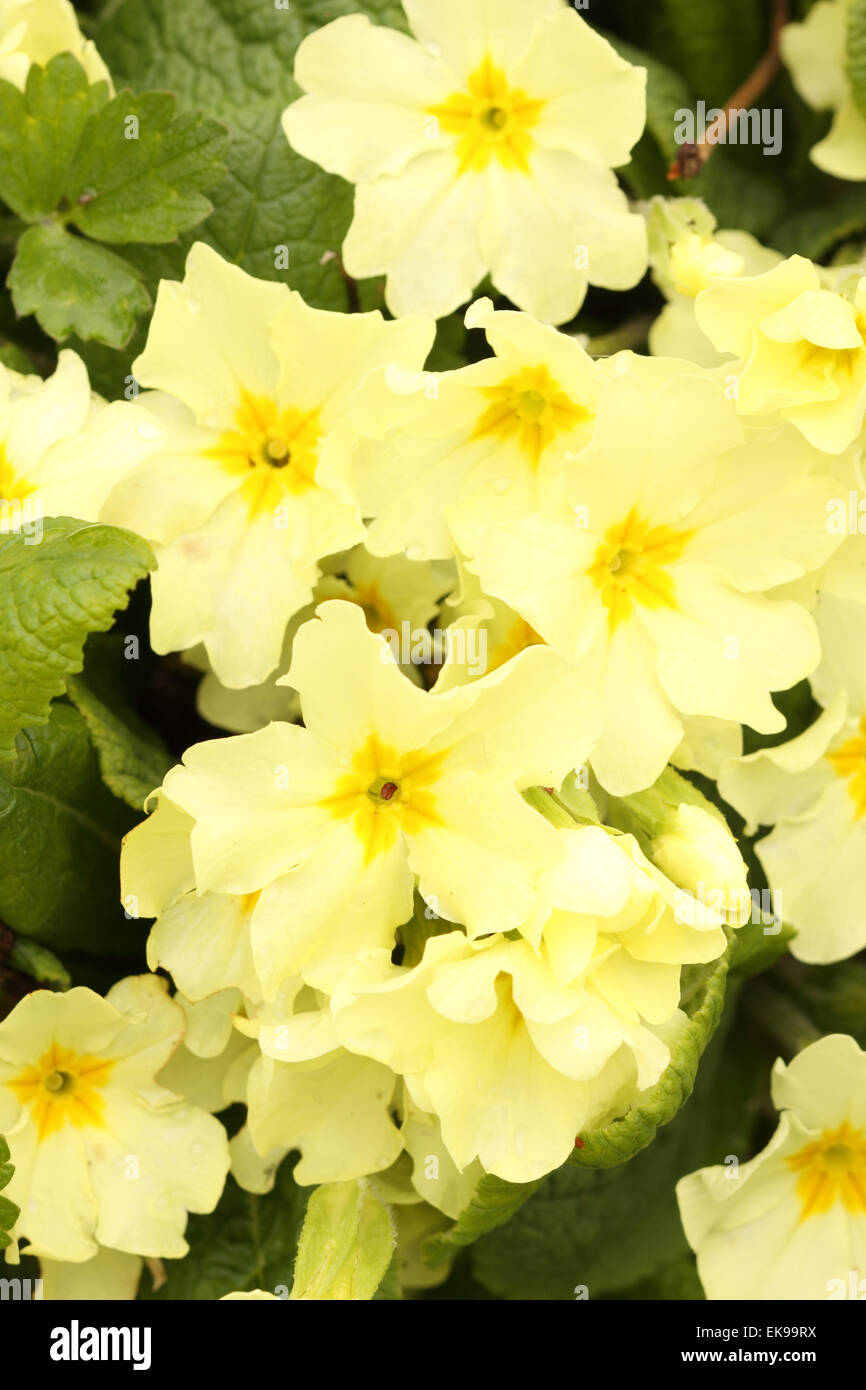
{"left": 192, "top": 544, "right": 454, "bottom": 734}
{"left": 696, "top": 254, "right": 866, "bottom": 454}
{"left": 0, "top": 0, "right": 111, "bottom": 89}
{"left": 122, "top": 599, "right": 599, "bottom": 998}
{"left": 677, "top": 1034, "right": 866, "bottom": 1300}
{"left": 282, "top": 0, "right": 647, "bottom": 323}
{"left": 781, "top": 0, "right": 866, "bottom": 182}
{"left": 353, "top": 297, "right": 605, "bottom": 562}
{"left": 102, "top": 242, "right": 434, "bottom": 688}
{"left": 719, "top": 593, "right": 866, "bottom": 963}
{"left": 462, "top": 367, "right": 840, "bottom": 793}
{"left": 0, "top": 976, "right": 229, "bottom": 1264}
{"left": 0, "top": 352, "right": 158, "bottom": 530}
{"left": 645, "top": 197, "right": 782, "bottom": 366}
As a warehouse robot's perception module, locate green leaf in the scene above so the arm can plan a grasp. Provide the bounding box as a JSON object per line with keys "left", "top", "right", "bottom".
{"left": 608, "top": 34, "right": 783, "bottom": 238}
{"left": 729, "top": 917, "right": 796, "bottom": 978}
{"left": 66, "top": 635, "right": 173, "bottom": 811}
{"left": 0, "top": 55, "right": 108, "bottom": 222}
{"left": 8, "top": 224, "right": 151, "bottom": 347}
{"left": 97, "top": 0, "right": 407, "bottom": 311}
{"left": 470, "top": 995, "right": 764, "bottom": 1300}
{"left": 140, "top": 1162, "right": 310, "bottom": 1300}
{"left": 289, "top": 1179, "right": 396, "bottom": 1300}
{"left": 0, "top": 703, "right": 139, "bottom": 955}
{"left": 652, "top": 0, "right": 765, "bottom": 109}
{"left": 0, "top": 1135, "right": 18, "bottom": 1251}
{"left": 423, "top": 1174, "right": 546, "bottom": 1268}
{"left": 424, "top": 938, "right": 734, "bottom": 1267}
{"left": 67, "top": 92, "right": 228, "bottom": 244}
{"left": 6, "top": 937, "right": 71, "bottom": 991}
{"left": 847, "top": 0, "right": 866, "bottom": 121}
{"left": 0, "top": 517, "right": 154, "bottom": 753}
{"left": 570, "top": 947, "right": 733, "bottom": 1169}
{"left": 0, "top": 52, "right": 226, "bottom": 242}
{"left": 774, "top": 186, "right": 866, "bottom": 260}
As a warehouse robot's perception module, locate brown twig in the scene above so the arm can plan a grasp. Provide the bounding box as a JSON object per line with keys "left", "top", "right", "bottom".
{"left": 667, "top": 0, "right": 790, "bottom": 181}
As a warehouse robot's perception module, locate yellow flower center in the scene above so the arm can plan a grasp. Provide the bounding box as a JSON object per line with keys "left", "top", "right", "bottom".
{"left": 0, "top": 443, "right": 35, "bottom": 505}
{"left": 487, "top": 617, "right": 544, "bottom": 674}
{"left": 207, "top": 390, "right": 322, "bottom": 518}
{"left": 472, "top": 366, "right": 591, "bottom": 467}
{"left": 429, "top": 55, "right": 545, "bottom": 175}
{"left": 323, "top": 734, "right": 445, "bottom": 863}
{"left": 8, "top": 1042, "right": 114, "bottom": 1140}
{"left": 787, "top": 1122, "right": 866, "bottom": 1221}
{"left": 589, "top": 509, "right": 692, "bottom": 631}
{"left": 349, "top": 584, "right": 399, "bottom": 636}
{"left": 827, "top": 717, "right": 866, "bottom": 818}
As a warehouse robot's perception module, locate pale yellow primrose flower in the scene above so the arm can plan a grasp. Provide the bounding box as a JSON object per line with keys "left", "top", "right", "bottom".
{"left": 121, "top": 599, "right": 599, "bottom": 998}
{"left": 234, "top": 983, "right": 403, "bottom": 1185}
{"left": 462, "top": 369, "right": 840, "bottom": 794}
{"left": 781, "top": 0, "right": 866, "bottom": 182}
{"left": 233, "top": 813, "right": 732, "bottom": 1191}
{"left": 0, "top": 352, "right": 159, "bottom": 529}
{"left": 325, "top": 928, "right": 681, "bottom": 1185}
{"left": 645, "top": 197, "right": 783, "bottom": 367}
{"left": 696, "top": 254, "right": 866, "bottom": 454}
{"left": 282, "top": 1, "right": 647, "bottom": 323}
{"left": 719, "top": 593, "right": 866, "bottom": 963}
{"left": 102, "top": 243, "right": 434, "bottom": 688}
{"left": 678, "top": 1034, "right": 866, "bottom": 1300}
{"left": 0, "top": 977, "right": 229, "bottom": 1264}
{"left": 193, "top": 544, "right": 454, "bottom": 734}
{"left": 0, "top": 0, "right": 111, "bottom": 89}
{"left": 352, "top": 298, "right": 606, "bottom": 562}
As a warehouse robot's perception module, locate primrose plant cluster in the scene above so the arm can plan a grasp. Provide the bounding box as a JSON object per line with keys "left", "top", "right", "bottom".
{"left": 1, "top": 0, "right": 866, "bottom": 1304}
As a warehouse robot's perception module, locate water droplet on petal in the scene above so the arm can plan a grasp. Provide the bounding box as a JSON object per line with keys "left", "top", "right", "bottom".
{"left": 470, "top": 996, "right": 489, "bottom": 1020}
{"left": 424, "top": 41, "right": 442, "bottom": 57}
{"left": 186, "top": 298, "right": 202, "bottom": 316}
{"left": 405, "top": 542, "right": 423, "bottom": 561}
{"left": 492, "top": 476, "right": 512, "bottom": 494}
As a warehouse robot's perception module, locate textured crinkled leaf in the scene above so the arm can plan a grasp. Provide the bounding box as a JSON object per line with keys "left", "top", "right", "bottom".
{"left": 290, "top": 1179, "right": 396, "bottom": 1301}
{"left": 569, "top": 945, "right": 732, "bottom": 1169}
{"left": 66, "top": 636, "right": 173, "bottom": 811}
{"left": 0, "top": 52, "right": 225, "bottom": 243}
{"left": 0, "top": 704, "right": 139, "bottom": 955}
{"left": 0, "top": 1136, "right": 17, "bottom": 1251}
{"left": 140, "top": 1163, "right": 309, "bottom": 1300}
{"left": 0, "top": 55, "right": 108, "bottom": 221}
{"left": 67, "top": 92, "right": 228, "bottom": 244}
{"left": 423, "top": 1174, "right": 546, "bottom": 1268}
{"left": 97, "top": 0, "right": 406, "bottom": 310}
{"left": 0, "top": 517, "right": 154, "bottom": 752}
{"left": 9, "top": 224, "right": 151, "bottom": 347}
{"left": 848, "top": 0, "right": 866, "bottom": 121}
